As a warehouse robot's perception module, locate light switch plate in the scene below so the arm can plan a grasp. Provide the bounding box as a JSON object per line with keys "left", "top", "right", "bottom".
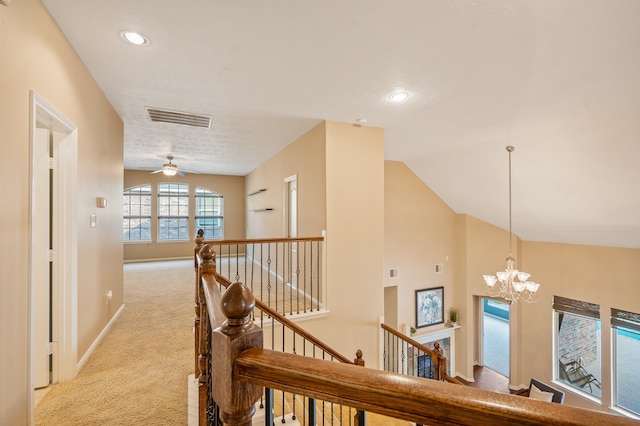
{"left": 90, "top": 214, "right": 97, "bottom": 228}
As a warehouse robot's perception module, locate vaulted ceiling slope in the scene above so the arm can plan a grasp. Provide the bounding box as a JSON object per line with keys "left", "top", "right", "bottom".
{"left": 41, "top": 0, "right": 640, "bottom": 249}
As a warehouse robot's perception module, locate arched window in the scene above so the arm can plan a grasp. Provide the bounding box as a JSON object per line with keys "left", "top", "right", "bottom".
{"left": 123, "top": 184, "right": 152, "bottom": 241}
{"left": 158, "top": 183, "right": 189, "bottom": 241}
{"left": 195, "top": 187, "right": 223, "bottom": 239}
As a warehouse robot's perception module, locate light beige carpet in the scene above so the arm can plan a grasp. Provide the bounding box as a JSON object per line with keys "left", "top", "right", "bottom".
{"left": 35, "top": 260, "right": 194, "bottom": 425}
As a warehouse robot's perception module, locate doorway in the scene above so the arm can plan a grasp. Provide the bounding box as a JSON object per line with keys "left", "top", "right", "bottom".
{"left": 482, "top": 298, "right": 510, "bottom": 377}
{"left": 284, "top": 175, "right": 297, "bottom": 287}
{"left": 29, "top": 92, "right": 78, "bottom": 415}
{"left": 383, "top": 286, "right": 398, "bottom": 329}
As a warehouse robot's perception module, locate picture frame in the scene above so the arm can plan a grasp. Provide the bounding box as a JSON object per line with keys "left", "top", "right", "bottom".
{"left": 415, "top": 286, "right": 444, "bottom": 328}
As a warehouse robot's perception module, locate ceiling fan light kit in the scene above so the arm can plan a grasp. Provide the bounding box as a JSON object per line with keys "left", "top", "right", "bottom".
{"left": 162, "top": 164, "right": 178, "bottom": 176}
{"left": 150, "top": 155, "right": 193, "bottom": 177}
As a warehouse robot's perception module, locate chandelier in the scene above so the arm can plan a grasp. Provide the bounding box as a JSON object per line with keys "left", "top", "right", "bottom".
{"left": 482, "top": 146, "right": 540, "bottom": 303}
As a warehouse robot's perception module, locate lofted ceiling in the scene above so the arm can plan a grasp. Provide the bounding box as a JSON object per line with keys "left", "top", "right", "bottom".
{"left": 41, "top": 0, "right": 640, "bottom": 249}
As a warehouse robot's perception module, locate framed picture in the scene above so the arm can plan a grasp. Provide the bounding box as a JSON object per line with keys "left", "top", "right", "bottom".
{"left": 415, "top": 286, "right": 444, "bottom": 328}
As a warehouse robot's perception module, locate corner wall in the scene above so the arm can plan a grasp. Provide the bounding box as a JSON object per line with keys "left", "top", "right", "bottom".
{"left": 384, "top": 161, "right": 456, "bottom": 333}
{"left": 0, "top": 0, "right": 124, "bottom": 423}
{"left": 323, "top": 121, "right": 385, "bottom": 367}
{"left": 245, "top": 122, "right": 326, "bottom": 239}
{"left": 245, "top": 120, "right": 385, "bottom": 366}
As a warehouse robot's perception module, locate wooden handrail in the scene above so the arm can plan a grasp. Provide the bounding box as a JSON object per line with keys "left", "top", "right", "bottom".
{"left": 381, "top": 323, "right": 462, "bottom": 384}
{"left": 209, "top": 271, "right": 352, "bottom": 364}
{"left": 198, "top": 236, "right": 324, "bottom": 247}
{"left": 237, "top": 348, "right": 639, "bottom": 426}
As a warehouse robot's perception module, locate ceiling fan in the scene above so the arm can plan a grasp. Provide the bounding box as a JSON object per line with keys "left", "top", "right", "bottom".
{"left": 150, "top": 155, "right": 196, "bottom": 177}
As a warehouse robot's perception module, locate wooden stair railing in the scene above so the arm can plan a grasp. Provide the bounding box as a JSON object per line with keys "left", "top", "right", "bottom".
{"left": 381, "top": 323, "right": 462, "bottom": 384}
{"left": 237, "top": 348, "right": 639, "bottom": 426}
{"left": 196, "top": 240, "right": 360, "bottom": 425}
{"left": 195, "top": 233, "right": 325, "bottom": 317}
{"left": 194, "top": 232, "right": 350, "bottom": 365}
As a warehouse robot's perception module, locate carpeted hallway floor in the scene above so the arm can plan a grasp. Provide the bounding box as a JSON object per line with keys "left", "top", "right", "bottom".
{"left": 35, "top": 259, "right": 410, "bottom": 425}
{"left": 35, "top": 260, "right": 194, "bottom": 425}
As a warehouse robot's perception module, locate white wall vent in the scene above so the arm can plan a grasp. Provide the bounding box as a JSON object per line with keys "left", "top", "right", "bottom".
{"left": 146, "top": 107, "right": 212, "bottom": 128}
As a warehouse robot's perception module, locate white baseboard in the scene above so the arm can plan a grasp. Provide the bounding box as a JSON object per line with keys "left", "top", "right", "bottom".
{"left": 456, "top": 372, "right": 474, "bottom": 382}
{"left": 76, "top": 303, "right": 125, "bottom": 371}
{"left": 509, "top": 382, "right": 526, "bottom": 391}
{"left": 124, "top": 256, "right": 192, "bottom": 264}
{"left": 188, "top": 374, "right": 198, "bottom": 426}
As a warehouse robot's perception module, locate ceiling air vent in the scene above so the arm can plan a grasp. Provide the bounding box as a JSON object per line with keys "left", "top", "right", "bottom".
{"left": 146, "top": 107, "right": 212, "bottom": 128}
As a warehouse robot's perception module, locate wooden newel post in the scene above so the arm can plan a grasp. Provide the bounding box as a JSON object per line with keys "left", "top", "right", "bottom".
{"left": 198, "top": 244, "right": 216, "bottom": 426}
{"left": 194, "top": 229, "right": 205, "bottom": 269}
{"left": 194, "top": 229, "right": 206, "bottom": 376}
{"left": 211, "top": 281, "right": 263, "bottom": 426}
{"left": 432, "top": 341, "right": 442, "bottom": 381}
{"left": 354, "top": 350, "right": 366, "bottom": 426}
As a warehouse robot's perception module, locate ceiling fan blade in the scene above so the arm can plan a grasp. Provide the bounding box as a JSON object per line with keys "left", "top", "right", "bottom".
{"left": 150, "top": 169, "right": 163, "bottom": 174}
{"left": 177, "top": 170, "right": 187, "bottom": 177}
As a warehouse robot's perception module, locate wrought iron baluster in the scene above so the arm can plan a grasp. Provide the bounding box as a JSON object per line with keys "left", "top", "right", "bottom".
{"left": 267, "top": 244, "right": 272, "bottom": 311}
{"left": 308, "top": 242, "right": 312, "bottom": 313}
{"left": 265, "top": 387, "right": 274, "bottom": 426}
{"left": 316, "top": 241, "right": 320, "bottom": 311}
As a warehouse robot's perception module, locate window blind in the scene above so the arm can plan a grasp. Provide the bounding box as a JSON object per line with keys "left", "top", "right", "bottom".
{"left": 611, "top": 308, "right": 640, "bottom": 334}
{"left": 553, "top": 295, "right": 600, "bottom": 319}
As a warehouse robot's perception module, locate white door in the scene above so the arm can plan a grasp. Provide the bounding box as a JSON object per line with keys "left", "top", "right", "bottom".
{"left": 34, "top": 128, "right": 52, "bottom": 389}
{"left": 285, "top": 176, "right": 298, "bottom": 287}
{"left": 288, "top": 179, "right": 297, "bottom": 239}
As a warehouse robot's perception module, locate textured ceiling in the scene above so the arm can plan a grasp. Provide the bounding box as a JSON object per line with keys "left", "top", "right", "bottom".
{"left": 41, "top": 0, "right": 640, "bottom": 248}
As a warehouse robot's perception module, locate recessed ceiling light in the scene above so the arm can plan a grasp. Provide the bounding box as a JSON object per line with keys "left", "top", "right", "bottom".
{"left": 356, "top": 118, "right": 368, "bottom": 124}
{"left": 389, "top": 91, "right": 409, "bottom": 102}
{"left": 120, "top": 31, "right": 149, "bottom": 46}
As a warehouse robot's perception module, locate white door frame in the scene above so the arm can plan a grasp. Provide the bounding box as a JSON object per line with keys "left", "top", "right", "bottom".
{"left": 284, "top": 174, "right": 298, "bottom": 238}
{"left": 29, "top": 91, "right": 78, "bottom": 420}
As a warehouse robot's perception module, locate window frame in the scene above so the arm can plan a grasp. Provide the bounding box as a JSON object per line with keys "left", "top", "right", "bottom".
{"left": 552, "top": 295, "right": 602, "bottom": 402}
{"left": 194, "top": 186, "right": 224, "bottom": 240}
{"left": 611, "top": 308, "right": 640, "bottom": 418}
{"left": 123, "top": 184, "right": 152, "bottom": 242}
{"left": 157, "top": 183, "right": 190, "bottom": 242}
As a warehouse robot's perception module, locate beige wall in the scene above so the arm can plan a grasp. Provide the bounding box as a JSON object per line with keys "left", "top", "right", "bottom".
{"left": 0, "top": 0, "right": 124, "bottom": 423}
{"left": 323, "top": 121, "right": 385, "bottom": 367}
{"left": 123, "top": 170, "right": 245, "bottom": 261}
{"left": 454, "top": 216, "right": 640, "bottom": 414}
{"left": 384, "top": 161, "right": 456, "bottom": 331}
{"left": 245, "top": 122, "right": 326, "bottom": 239}
{"left": 457, "top": 215, "right": 516, "bottom": 381}
{"left": 519, "top": 241, "right": 640, "bottom": 410}
{"left": 245, "top": 121, "right": 385, "bottom": 366}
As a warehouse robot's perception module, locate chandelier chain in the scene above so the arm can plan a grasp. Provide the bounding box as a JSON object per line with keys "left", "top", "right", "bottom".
{"left": 482, "top": 145, "right": 540, "bottom": 303}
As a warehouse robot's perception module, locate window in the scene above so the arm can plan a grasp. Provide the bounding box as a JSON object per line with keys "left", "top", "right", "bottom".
{"left": 554, "top": 296, "right": 601, "bottom": 398}
{"left": 195, "top": 187, "right": 223, "bottom": 239}
{"left": 123, "top": 185, "right": 151, "bottom": 241}
{"left": 158, "top": 183, "right": 189, "bottom": 241}
{"left": 612, "top": 308, "right": 640, "bottom": 416}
